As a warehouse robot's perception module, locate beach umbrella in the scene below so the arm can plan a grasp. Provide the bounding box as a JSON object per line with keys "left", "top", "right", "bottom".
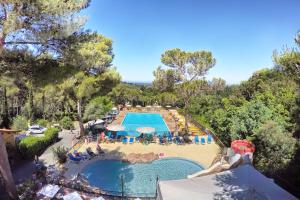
{"left": 166, "top": 105, "right": 172, "bottom": 108}
{"left": 136, "top": 105, "right": 142, "bottom": 108}
{"left": 63, "top": 192, "right": 83, "bottom": 200}
{"left": 126, "top": 104, "right": 132, "bottom": 107}
{"left": 136, "top": 127, "right": 155, "bottom": 134}
{"left": 146, "top": 105, "right": 152, "bottom": 108}
{"left": 91, "top": 197, "right": 105, "bottom": 200}
{"left": 117, "top": 131, "right": 127, "bottom": 136}
{"left": 94, "top": 119, "right": 105, "bottom": 124}
{"left": 112, "top": 107, "right": 118, "bottom": 110}
{"left": 106, "top": 124, "right": 125, "bottom": 132}
{"left": 127, "top": 131, "right": 141, "bottom": 137}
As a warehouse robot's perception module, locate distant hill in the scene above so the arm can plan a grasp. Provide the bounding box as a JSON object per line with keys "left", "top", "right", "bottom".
{"left": 123, "top": 81, "right": 152, "bottom": 86}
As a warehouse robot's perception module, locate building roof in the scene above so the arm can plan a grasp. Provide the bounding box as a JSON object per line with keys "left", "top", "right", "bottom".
{"left": 157, "top": 165, "right": 297, "bottom": 200}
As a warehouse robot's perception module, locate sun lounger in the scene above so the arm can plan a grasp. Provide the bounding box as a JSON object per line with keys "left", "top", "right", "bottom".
{"left": 175, "top": 136, "right": 183, "bottom": 145}
{"left": 201, "top": 137, "right": 205, "bottom": 145}
{"left": 129, "top": 137, "right": 134, "bottom": 144}
{"left": 207, "top": 134, "right": 212, "bottom": 144}
{"left": 194, "top": 135, "right": 199, "bottom": 144}
{"left": 159, "top": 136, "right": 164, "bottom": 144}
{"left": 86, "top": 148, "right": 97, "bottom": 157}
{"left": 67, "top": 153, "right": 81, "bottom": 162}
{"left": 122, "top": 137, "right": 128, "bottom": 144}
{"left": 167, "top": 134, "right": 173, "bottom": 143}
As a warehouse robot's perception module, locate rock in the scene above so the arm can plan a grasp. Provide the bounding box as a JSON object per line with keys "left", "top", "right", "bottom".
{"left": 125, "top": 152, "right": 159, "bottom": 163}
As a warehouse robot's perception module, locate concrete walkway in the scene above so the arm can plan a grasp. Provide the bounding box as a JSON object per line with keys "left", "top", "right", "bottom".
{"left": 12, "top": 129, "right": 78, "bottom": 184}
{"left": 39, "top": 130, "right": 78, "bottom": 166}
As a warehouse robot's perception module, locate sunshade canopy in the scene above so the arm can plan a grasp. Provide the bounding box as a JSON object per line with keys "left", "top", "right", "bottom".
{"left": 107, "top": 124, "right": 125, "bottom": 132}
{"left": 136, "top": 127, "right": 155, "bottom": 134}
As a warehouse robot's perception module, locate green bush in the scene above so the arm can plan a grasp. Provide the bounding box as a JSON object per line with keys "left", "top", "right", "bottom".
{"left": 18, "top": 128, "right": 59, "bottom": 158}
{"left": 35, "top": 118, "right": 49, "bottom": 127}
{"left": 12, "top": 115, "right": 28, "bottom": 131}
{"left": 60, "top": 116, "right": 74, "bottom": 130}
{"left": 52, "top": 146, "right": 68, "bottom": 164}
{"left": 83, "top": 96, "right": 112, "bottom": 122}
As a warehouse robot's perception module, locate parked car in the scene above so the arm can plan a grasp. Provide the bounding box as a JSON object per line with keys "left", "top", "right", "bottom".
{"left": 26, "top": 125, "right": 47, "bottom": 135}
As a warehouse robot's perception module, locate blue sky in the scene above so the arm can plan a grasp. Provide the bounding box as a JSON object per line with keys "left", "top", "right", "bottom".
{"left": 82, "top": 0, "right": 300, "bottom": 84}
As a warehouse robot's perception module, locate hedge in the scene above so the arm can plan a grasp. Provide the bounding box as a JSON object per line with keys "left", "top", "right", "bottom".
{"left": 60, "top": 116, "right": 74, "bottom": 130}
{"left": 18, "top": 128, "right": 59, "bottom": 159}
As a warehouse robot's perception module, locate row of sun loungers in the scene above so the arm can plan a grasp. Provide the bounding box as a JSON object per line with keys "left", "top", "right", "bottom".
{"left": 117, "top": 134, "right": 213, "bottom": 145}
{"left": 67, "top": 148, "right": 104, "bottom": 163}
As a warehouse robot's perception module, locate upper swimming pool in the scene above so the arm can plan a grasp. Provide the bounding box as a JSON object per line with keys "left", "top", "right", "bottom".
{"left": 122, "top": 112, "right": 170, "bottom": 136}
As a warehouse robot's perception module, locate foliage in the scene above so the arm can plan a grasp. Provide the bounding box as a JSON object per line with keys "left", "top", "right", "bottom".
{"left": 18, "top": 128, "right": 59, "bottom": 158}
{"left": 254, "top": 121, "right": 297, "bottom": 175}
{"left": 158, "top": 48, "right": 216, "bottom": 133}
{"left": 52, "top": 146, "right": 68, "bottom": 164}
{"left": 35, "top": 119, "right": 49, "bottom": 127}
{"left": 0, "top": 0, "right": 90, "bottom": 55}
{"left": 152, "top": 66, "right": 179, "bottom": 92}
{"left": 83, "top": 96, "right": 113, "bottom": 122}
{"left": 12, "top": 115, "right": 28, "bottom": 131}
{"left": 17, "top": 180, "right": 36, "bottom": 200}
{"left": 60, "top": 116, "right": 74, "bottom": 130}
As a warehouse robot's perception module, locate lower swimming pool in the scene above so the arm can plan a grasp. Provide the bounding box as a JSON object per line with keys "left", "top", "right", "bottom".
{"left": 81, "top": 158, "right": 203, "bottom": 197}
{"left": 122, "top": 112, "right": 170, "bottom": 136}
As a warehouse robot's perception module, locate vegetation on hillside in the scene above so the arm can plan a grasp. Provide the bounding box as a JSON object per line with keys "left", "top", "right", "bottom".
{"left": 0, "top": 0, "right": 299, "bottom": 197}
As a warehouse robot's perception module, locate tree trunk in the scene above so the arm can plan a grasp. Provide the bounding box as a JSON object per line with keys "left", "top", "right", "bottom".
{"left": 183, "top": 100, "right": 189, "bottom": 135}
{"left": 2, "top": 86, "right": 10, "bottom": 128}
{"left": 184, "top": 114, "right": 189, "bottom": 135}
{"left": 0, "top": 134, "right": 18, "bottom": 200}
{"left": 77, "top": 99, "right": 84, "bottom": 136}
{"left": 28, "top": 85, "right": 34, "bottom": 122}
{"left": 42, "top": 92, "right": 45, "bottom": 119}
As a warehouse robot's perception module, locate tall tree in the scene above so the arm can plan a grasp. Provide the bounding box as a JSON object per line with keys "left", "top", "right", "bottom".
{"left": 0, "top": 0, "right": 90, "bottom": 55}
{"left": 160, "top": 48, "right": 216, "bottom": 133}
{"left": 152, "top": 66, "right": 179, "bottom": 92}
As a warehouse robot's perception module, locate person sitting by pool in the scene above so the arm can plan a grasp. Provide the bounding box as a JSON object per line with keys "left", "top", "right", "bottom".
{"left": 97, "top": 144, "right": 105, "bottom": 155}
{"left": 100, "top": 131, "right": 106, "bottom": 142}
{"left": 73, "top": 150, "right": 88, "bottom": 159}
{"left": 86, "top": 147, "right": 97, "bottom": 157}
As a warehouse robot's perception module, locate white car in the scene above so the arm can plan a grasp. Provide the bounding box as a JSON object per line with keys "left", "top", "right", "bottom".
{"left": 27, "top": 125, "right": 47, "bottom": 135}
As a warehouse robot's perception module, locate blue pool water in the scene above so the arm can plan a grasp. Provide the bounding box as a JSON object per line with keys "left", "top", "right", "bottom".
{"left": 81, "top": 158, "right": 203, "bottom": 197}
{"left": 122, "top": 112, "right": 170, "bottom": 136}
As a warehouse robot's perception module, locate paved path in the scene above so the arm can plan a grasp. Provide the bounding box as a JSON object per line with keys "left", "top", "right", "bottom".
{"left": 12, "top": 129, "right": 79, "bottom": 184}
{"left": 39, "top": 130, "right": 78, "bottom": 166}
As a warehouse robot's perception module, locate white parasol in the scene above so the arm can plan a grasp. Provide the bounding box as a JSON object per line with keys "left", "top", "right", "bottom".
{"left": 106, "top": 124, "right": 125, "bottom": 132}
{"left": 136, "top": 127, "right": 155, "bottom": 134}
{"left": 63, "top": 192, "right": 82, "bottom": 200}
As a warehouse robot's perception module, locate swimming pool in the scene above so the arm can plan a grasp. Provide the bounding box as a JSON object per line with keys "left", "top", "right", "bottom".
{"left": 81, "top": 158, "right": 203, "bottom": 197}
{"left": 122, "top": 112, "right": 170, "bottom": 136}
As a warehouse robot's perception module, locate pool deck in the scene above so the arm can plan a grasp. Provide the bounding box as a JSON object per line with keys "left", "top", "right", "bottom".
{"left": 64, "top": 137, "right": 220, "bottom": 179}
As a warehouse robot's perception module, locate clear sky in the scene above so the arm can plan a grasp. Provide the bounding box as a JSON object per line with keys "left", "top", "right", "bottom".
{"left": 82, "top": 0, "right": 300, "bottom": 84}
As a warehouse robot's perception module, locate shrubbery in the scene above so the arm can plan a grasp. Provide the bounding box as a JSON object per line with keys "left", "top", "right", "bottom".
{"left": 12, "top": 115, "right": 28, "bottom": 131}
{"left": 35, "top": 118, "right": 49, "bottom": 127}
{"left": 18, "top": 128, "right": 59, "bottom": 158}
{"left": 83, "top": 96, "right": 112, "bottom": 122}
{"left": 52, "top": 146, "right": 68, "bottom": 164}
{"left": 60, "top": 116, "right": 74, "bottom": 130}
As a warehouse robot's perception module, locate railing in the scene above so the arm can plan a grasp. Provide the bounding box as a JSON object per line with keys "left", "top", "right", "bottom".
{"left": 53, "top": 173, "right": 159, "bottom": 199}
{"left": 186, "top": 114, "right": 226, "bottom": 148}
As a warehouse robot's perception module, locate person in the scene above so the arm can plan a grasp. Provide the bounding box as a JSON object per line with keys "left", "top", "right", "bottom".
{"left": 34, "top": 155, "right": 43, "bottom": 171}
{"left": 96, "top": 144, "right": 105, "bottom": 155}
{"left": 101, "top": 132, "right": 105, "bottom": 142}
